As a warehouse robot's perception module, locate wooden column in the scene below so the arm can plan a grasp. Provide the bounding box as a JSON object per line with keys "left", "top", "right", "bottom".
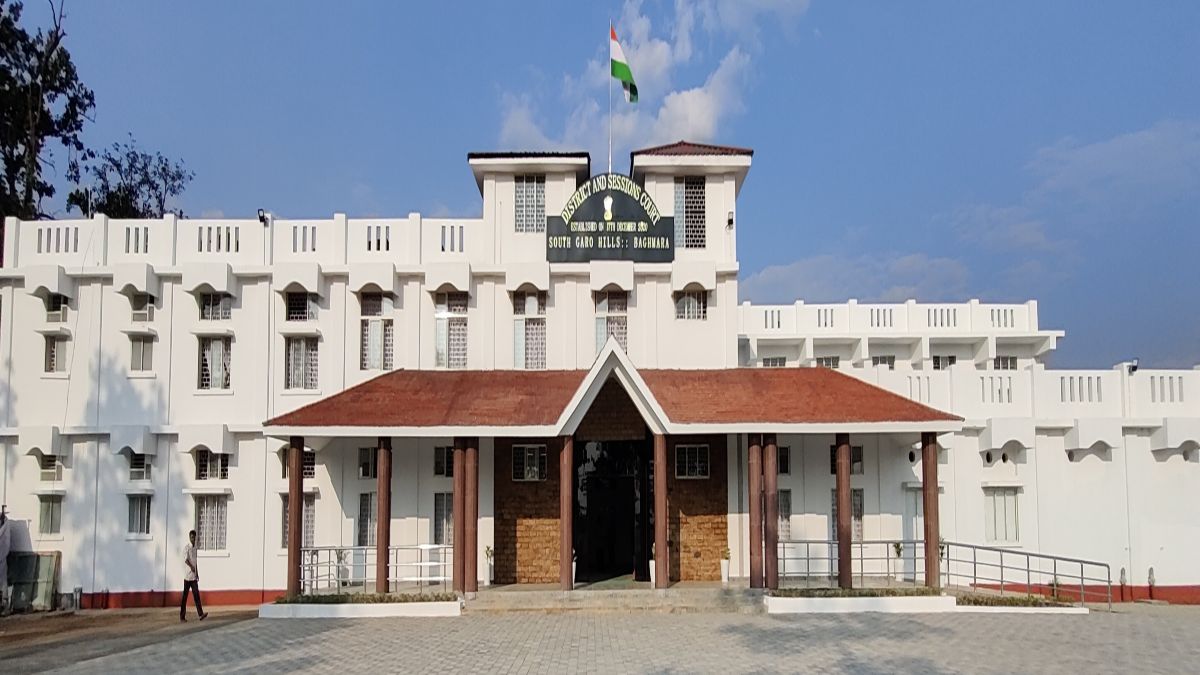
{"left": 452, "top": 439, "right": 466, "bottom": 594}
{"left": 286, "top": 436, "right": 304, "bottom": 598}
{"left": 835, "top": 432, "right": 852, "bottom": 589}
{"left": 763, "top": 434, "right": 779, "bottom": 590}
{"left": 653, "top": 434, "right": 668, "bottom": 589}
{"left": 465, "top": 439, "right": 479, "bottom": 596}
{"left": 375, "top": 437, "right": 392, "bottom": 593}
{"left": 560, "top": 435, "right": 574, "bottom": 591}
{"left": 748, "top": 434, "right": 764, "bottom": 589}
{"left": 922, "top": 432, "right": 941, "bottom": 589}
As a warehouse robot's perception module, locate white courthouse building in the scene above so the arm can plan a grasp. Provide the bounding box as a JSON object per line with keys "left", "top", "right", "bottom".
{"left": 0, "top": 141, "right": 1197, "bottom": 608}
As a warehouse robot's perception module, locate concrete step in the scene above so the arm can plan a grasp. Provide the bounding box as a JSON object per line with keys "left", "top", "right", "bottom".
{"left": 465, "top": 587, "right": 767, "bottom": 614}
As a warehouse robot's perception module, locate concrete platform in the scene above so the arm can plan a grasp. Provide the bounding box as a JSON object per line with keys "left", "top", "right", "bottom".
{"left": 467, "top": 584, "right": 766, "bottom": 614}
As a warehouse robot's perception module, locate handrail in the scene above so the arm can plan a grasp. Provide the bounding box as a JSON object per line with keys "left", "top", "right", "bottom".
{"left": 299, "top": 544, "right": 454, "bottom": 594}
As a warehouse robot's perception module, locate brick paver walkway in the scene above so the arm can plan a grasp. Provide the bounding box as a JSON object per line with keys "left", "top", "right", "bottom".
{"left": 30, "top": 606, "right": 1200, "bottom": 674}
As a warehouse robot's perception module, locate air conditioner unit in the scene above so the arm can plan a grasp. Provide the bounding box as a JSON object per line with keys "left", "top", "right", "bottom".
{"left": 131, "top": 306, "right": 154, "bottom": 322}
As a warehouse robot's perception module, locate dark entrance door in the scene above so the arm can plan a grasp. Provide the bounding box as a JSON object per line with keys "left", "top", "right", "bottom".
{"left": 573, "top": 438, "right": 653, "bottom": 583}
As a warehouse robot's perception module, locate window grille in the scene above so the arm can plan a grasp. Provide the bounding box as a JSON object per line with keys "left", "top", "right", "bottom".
{"left": 762, "top": 357, "right": 787, "bottom": 368}
{"left": 778, "top": 489, "right": 792, "bottom": 540}
{"left": 511, "top": 445, "right": 548, "bottom": 482}
{"left": 44, "top": 336, "right": 67, "bottom": 373}
{"left": 594, "top": 291, "right": 629, "bottom": 354}
{"left": 128, "top": 495, "right": 152, "bottom": 535}
{"left": 360, "top": 293, "right": 393, "bottom": 370}
{"left": 38, "top": 496, "right": 62, "bottom": 535}
{"left": 130, "top": 293, "right": 154, "bottom": 322}
{"left": 358, "top": 447, "right": 378, "bottom": 479}
{"left": 131, "top": 336, "right": 154, "bottom": 371}
{"left": 778, "top": 446, "right": 790, "bottom": 475}
{"left": 830, "top": 488, "right": 864, "bottom": 542}
{"left": 994, "top": 356, "right": 1018, "bottom": 371}
{"left": 357, "top": 492, "right": 377, "bottom": 547}
{"left": 514, "top": 174, "right": 546, "bottom": 233}
{"left": 984, "top": 487, "right": 1020, "bottom": 543}
{"left": 195, "top": 449, "right": 229, "bottom": 480}
{"left": 435, "top": 292, "right": 468, "bottom": 369}
{"left": 284, "top": 337, "right": 319, "bottom": 390}
{"left": 194, "top": 495, "right": 228, "bottom": 550}
{"left": 814, "top": 356, "right": 840, "bottom": 369}
{"left": 871, "top": 355, "right": 896, "bottom": 370}
{"left": 513, "top": 291, "right": 548, "bottom": 370}
{"left": 674, "top": 176, "right": 706, "bottom": 248}
{"left": 281, "top": 493, "right": 316, "bottom": 548}
{"left": 434, "top": 446, "right": 454, "bottom": 477}
{"left": 45, "top": 294, "right": 68, "bottom": 323}
{"left": 932, "top": 355, "right": 957, "bottom": 370}
{"left": 433, "top": 492, "right": 453, "bottom": 545}
{"left": 199, "top": 293, "right": 232, "bottom": 320}
{"left": 675, "top": 444, "right": 710, "bottom": 479}
{"left": 39, "top": 454, "right": 63, "bottom": 482}
{"left": 285, "top": 292, "right": 318, "bottom": 321}
{"left": 129, "top": 453, "right": 152, "bottom": 481}
{"left": 282, "top": 450, "right": 316, "bottom": 479}
{"left": 674, "top": 291, "right": 708, "bottom": 320}
{"left": 829, "top": 445, "right": 864, "bottom": 475}
{"left": 198, "top": 337, "right": 232, "bottom": 389}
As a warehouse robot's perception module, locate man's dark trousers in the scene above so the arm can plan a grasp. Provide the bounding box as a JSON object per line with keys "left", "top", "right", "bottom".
{"left": 180, "top": 580, "right": 204, "bottom": 619}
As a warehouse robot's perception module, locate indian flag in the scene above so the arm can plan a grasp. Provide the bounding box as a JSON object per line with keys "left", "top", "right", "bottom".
{"left": 610, "top": 25, "right": 638, "bottom": 103}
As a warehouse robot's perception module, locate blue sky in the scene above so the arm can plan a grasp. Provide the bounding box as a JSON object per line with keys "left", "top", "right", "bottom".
{"left": 24, "top": 1, "right": 1200, "bottom": 368}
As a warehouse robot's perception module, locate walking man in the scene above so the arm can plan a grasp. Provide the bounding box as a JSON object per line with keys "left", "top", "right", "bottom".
{"left": 181, "top": 529, "right": 208, "bottom": 622}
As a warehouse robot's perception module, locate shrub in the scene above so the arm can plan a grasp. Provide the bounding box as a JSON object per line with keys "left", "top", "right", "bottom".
{"left": 955, "top": 593, "right": 1067, "bottom": 607}
{"left": 275, "top": 592, "right": 458, "bottom": 605}
{"left": 770, "top": 587, "right": 939, "bottom": 598}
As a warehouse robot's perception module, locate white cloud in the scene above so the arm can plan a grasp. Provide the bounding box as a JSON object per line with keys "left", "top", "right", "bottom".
{"left": 949, "top": 204, "right": 1059, "bottom": 251}
{"left": 652, "top": 47, "right": 750, "bottom": 143}
{"left": 199, "top": 209, "right": 225, "bottom": 219}
{"left": 739, "top": 253, "right": 969, "bottom": 304}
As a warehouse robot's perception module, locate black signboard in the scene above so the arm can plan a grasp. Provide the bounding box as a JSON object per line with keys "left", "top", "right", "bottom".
{"left": 546, "top": 173, "right": 674, "bottom": 263}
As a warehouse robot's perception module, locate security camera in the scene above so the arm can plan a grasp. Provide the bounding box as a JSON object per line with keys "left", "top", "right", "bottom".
{"left": 1128, "top": 358, "right": 1139, "bottom": 374}
{"left": 257, "top": 209, "right": 268, "bottom": 226}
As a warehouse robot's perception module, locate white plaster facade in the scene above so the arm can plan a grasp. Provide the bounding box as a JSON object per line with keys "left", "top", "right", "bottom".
{"left": 0, "top": 146, "right": 1197, "bottom": 602}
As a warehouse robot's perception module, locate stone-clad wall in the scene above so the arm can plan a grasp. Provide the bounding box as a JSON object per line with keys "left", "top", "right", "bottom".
{"left": 493, "top": 437, "right": 562, "bottom": 584}
{"left": 667, "top": 435, "right": 729, "bottom": 582}
{"left": 574, "top": 378, "right": 648, "bottom": 441}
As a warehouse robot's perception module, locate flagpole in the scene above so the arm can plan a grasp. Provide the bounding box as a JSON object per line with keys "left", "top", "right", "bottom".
{"left": 607, "top": 22, "right": 612, "bottom": 175}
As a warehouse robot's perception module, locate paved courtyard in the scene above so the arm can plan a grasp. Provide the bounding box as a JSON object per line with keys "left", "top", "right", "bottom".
{"left": 6, "top": 605, "right": 1200, "bottom": 674}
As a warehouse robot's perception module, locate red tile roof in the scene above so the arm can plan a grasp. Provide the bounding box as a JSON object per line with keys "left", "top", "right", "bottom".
{"left": 631, "top": 140, "right": 754, "bottom": 157}
{"left": 640, "top": 369, "right": 961, "bottom": 425}
{"left": 266, "top": 367, "right": 958, "bottom": 429}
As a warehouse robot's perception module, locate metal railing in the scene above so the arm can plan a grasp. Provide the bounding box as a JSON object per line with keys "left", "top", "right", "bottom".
{"left": 778, "top": 539, "right": 1112, "bottom": 609}
{"left": 300, "top": 544, "right": 453, "bottom": 594}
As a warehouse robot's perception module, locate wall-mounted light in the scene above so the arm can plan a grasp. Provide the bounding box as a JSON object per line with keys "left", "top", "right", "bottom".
{"left": 726, "top": 210, "right": 734, "bottom": 229}
{"left": 258, "top": 209, "right": 269, "bottom": 226}
{"left": 1128, "top": 358, "right": 1139, "bottom": 374}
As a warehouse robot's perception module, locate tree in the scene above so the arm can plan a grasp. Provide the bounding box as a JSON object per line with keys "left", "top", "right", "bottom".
{"left": 67, "top": 134, "right": 195, "bottom": 218}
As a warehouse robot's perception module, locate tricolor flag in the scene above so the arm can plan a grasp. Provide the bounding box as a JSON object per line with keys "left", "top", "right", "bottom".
{"left": 610, "top": 25, "right": 638, "bottom": 103}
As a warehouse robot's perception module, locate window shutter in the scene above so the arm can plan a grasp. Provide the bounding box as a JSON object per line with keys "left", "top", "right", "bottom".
{"left": 514, "top": 318, "right": 525, "bottom": 368}
{"left": 595, "top": 317, "right": 607, "bottom": 355}
{"left": 367, "top": 320, "right": 383, "bottom": 369}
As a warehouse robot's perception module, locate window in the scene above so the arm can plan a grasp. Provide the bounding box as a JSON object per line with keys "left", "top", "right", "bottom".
{"left": 511, "top": 444, "right": 548, "bottom": 482}
{"left": 195, "top": 449, "right": 229, "bottom": 480}
{"left": 513, "top": 291, "right": 547, "bottom": 370}
{"left": 131, "top": 336, "right": 153, "bottom": 372}
{"left": 674, "top": 290, "right": 708, "bottom": 320}
{"left": 994, "top": 356, "right": 1018, "bottom": 371}
{"left": 39, "top": 454, "right": 63, "bottom": 482}
{"left": 778, "top": 489, "right": 792, "bottom": 540}
{"left": 778, "top": 446, "right": 790, "bottom": 475}
{"left": 45, "top": 293, "right": 68, "bottom": 323}
{"left": 932, "top": 355, "right": 957, "bottom": 370}
{"left": 871, "top": 355, "right": 896, "bottom": 370}
{"left": 44, "top": 336, "right": 67, "bottom": 373}
{"left": 282, "top": 450, "right": 316, "bottom": 479}
{"left": 358, "top": 447, "right": 378, "bottom": 480}
{"left": 285, "top": 292, "right": 318, "bottom": 321}
{"left": 38, "top": 496, "right": 63, "bottom": 535}
{"left": 828, "top": 445, "right": 864, "bottom": 475}
{"left": 194, "top": 495, "right": 228, "bottom": 550}
{"left": 675, "top": 444, "right": 710, "bottom": 479}
{"left": 830, "top": 488, "right": 864, "bottom": 542}
{"left": 284, "top": 337, "right": 319, "bottom": 390}
{"left": 762, "top": 357, "right": 786, "bottom": 368}
{"left": 281, "top": 494, "right": 316, "bottom": 548}
{"left": 674, "top": 176, "right": 706, "bottom": 248}
{"left": 131, "top": 293, "right": 154, "bottom": 322}
{"left": 128, "top": 495, "right": 152, "bottom": 535}
{"left": 129, "top": 453, "right": 152, "bottom": 481}
{"left": 198, "top": 337, "right": 232, "bottom": 389}
{"left": 514, "top": 174, "right": 546, "bottom": 233}
{"left": 359, "top": 293, "right": 394, "bottom": 370}
{"left": 357, "top": 492, "right": 377, "bottom": 547}
{"left": 435, "top": 292, "right": 468, "bottom": 369}
{"left": 814, "top": 356, "right": 840, "bottom": 369}
{"left": 433, "top": 492, "right": 453, "bottom": 545}
{"left": 199, "top": 293, "right": 232, "bottom": 321}
{"left": 594, "top": 291, "right": 628, "bottom": 353}
{"left": 434, "top": 446, "right": 454, "bottom": 477}
{"left": 984, "top": 487, "right": 1019, "bottom": 544}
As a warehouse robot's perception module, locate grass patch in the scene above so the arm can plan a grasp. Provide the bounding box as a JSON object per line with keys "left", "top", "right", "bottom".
{"left": 955, "top": 593, "right": 1068, "bottom": 607}
{"left": 770, "top": 587, "right": 939, "bottom": 598}
{"left": 275, "top": 592, "right": 458, "bottom": 605}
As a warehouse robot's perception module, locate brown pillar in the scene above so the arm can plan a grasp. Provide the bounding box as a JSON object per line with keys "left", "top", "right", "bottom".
{"left": 465, "top": 439, "right": 479, "bottom": 596}
{"left": 375, "top": 437, "right": 392, "bottom": 593}
{"left": 763, "top": 434, "right": 779, "bottom": 590}
{"left": 748, "top": 434, "right": 764, "bottom": 589}
{"left": 452, "top": 439, "right": 466, "bottom": 594}
{"left": 836, "top": 432, "right": 852, "bottom": 589}
{"left": 653, "top": 434, "right": 668, "bottom": 589}
{"left": 286, "top": 436, "right": 304, "bottom": 598}
{"left": 922, "top": 432, "right": 941, "bottom": 589}
{"left": 560, "top": 436, "right": 574, "bottom": 590}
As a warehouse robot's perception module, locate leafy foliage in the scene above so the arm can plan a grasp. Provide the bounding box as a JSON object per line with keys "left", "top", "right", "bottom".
{"left": 67, "top": 134, "right": 194, "bottom": 218}
{"left": 275, "top": 592, "right": 459, "bottom": 605}
{"left": 770, "top": 586, "right": 940, "bottom": 598}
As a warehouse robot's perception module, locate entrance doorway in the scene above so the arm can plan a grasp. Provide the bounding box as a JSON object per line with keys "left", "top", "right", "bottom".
{"left": 573, "top": 438, "right": 654, "bottom": 583}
